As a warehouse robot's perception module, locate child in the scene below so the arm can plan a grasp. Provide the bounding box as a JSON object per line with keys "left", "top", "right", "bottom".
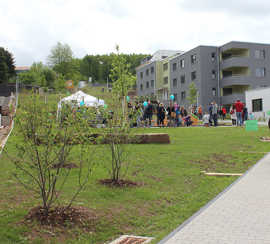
{"left": 230, "top": 105, "right": 236, "bottom": 126}
{"left": 202, "top": 113, "right": 210, "bottom": 127}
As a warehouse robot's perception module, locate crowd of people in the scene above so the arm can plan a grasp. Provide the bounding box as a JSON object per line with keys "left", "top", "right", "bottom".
{"left": 201, "top": 99, "right": 249, "bottom": 127}
{"left": 60, "top": 97, "right": 253, "bottom": 128}
{"left": 229, "top": 99, "right": 249, "bottom": 126}
{"left": 128, "top": 101, "right": 192, "bottom": 128}
{"left": 127, "top": 99, "right": 251, "bottom": 128}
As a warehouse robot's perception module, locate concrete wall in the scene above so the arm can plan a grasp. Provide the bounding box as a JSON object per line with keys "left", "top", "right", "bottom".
{"left": 170, "top": 46, "right": 218, "bottom": 112}
{"left": 198, "top": 46, "right": 219, "bottom": 112}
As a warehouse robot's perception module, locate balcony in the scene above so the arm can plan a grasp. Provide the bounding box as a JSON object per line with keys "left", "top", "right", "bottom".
{"left": 221, "top": 57, "right": 249, "bottom": 70}
{"left": 221, "top": 48, "right": 249, "bottom": 61}
{"left": 221, "top": 93, "right": 245, "bottom": 105}
{"left": 221, "top": 75, "right": 251, "bottom": 88}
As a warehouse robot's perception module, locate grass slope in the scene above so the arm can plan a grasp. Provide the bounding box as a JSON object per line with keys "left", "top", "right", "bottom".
{"left": 0, "top": 119, "right": 270, "bottom": 243}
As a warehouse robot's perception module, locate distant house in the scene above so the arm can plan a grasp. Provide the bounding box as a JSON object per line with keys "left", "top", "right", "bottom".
{"left": 15, "top": 66, "right": 30, "bottom": 74}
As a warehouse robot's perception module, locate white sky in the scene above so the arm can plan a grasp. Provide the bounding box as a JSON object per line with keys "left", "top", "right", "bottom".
{"left": 1, "top": 0, "right": 270, "bottom": 66}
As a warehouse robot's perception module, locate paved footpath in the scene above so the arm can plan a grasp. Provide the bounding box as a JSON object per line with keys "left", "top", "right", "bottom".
{"left": 159, "top": 153, "right": 270, "bottom": 244}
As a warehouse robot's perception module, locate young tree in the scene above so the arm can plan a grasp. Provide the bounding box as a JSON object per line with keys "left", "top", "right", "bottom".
{"left": 5, "top": 93, "right": 96, "bottom": 218}
{"left": 102, "top": 45, "right": 136, "bottom": 184}
{"left": 187, "top": 82, "right": 198, "bottom": 106}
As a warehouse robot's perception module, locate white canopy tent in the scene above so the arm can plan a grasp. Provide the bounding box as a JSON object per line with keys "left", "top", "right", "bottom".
{"left": 57, "top": 91, "right": 105, "bottom": 117}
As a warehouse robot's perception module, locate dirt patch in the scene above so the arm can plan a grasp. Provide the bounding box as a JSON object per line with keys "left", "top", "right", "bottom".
{"left": 21, "top": 206, "right": 98, "bottom": 243}
{"left": 99, "top": 179, "right": 140, "bottom": 187}
{"left": 24, "top": 206, "right": 97, "bottom": 228}
{"left": 52, "top": 163, "right": 78, "bottom": 169}
{"left": 190, "top": 153, "right": 235, "bottom": 171}
{"left": 131, "top": 168, "right": 144, "bottom": 176}
{"left": 147, "top": 175, "right": 162, "bottom": 182}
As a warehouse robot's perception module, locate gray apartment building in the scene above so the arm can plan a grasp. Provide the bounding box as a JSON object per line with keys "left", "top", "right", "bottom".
{"left": 136, "top": 41, "right": 270, "bottom": 112}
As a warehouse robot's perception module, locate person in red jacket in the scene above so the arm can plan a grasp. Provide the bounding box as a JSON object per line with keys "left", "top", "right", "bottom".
{"left": 222, "top": 107, "right": 227, "bottom": 120}
{"left": 234, "top": 99, "right": 244, "bottom": 126}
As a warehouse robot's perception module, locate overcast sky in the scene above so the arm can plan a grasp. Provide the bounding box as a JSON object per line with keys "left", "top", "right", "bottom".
{"left": 1, "top": 0, "right": 270, "bottom": 66}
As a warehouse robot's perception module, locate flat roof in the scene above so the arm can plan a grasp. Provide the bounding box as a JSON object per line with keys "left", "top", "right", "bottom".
{"left": 15, "top": 66, "right": 30, "bottom": 71}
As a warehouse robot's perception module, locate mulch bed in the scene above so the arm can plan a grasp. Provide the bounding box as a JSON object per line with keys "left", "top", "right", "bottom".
{"left": 25, "top": 206, "right": 97, "bottom": 229}
{"left": 52, "top": 163, "right": 78, "bottom": 169}
{"left": 99, "top": 179, "right": 139, "bottom": 187}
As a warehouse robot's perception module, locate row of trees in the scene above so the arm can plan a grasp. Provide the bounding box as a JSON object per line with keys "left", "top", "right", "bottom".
{"left": 0, "top": 42, "right": 148, "bottom": 89}
{"left": 80, "top": 52, "right": 147, "bottom": 84}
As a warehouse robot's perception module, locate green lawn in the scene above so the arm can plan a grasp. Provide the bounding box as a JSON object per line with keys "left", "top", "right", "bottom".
{"left": 1, "top": 115, "right": 270, "bottom": 243}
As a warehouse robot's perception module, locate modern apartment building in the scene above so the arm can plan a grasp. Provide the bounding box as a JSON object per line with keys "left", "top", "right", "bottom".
{"left": 136, "top": 50, "right": 183, "bottom": 99}
{"left": 219, "top": 42, "right": 270, "bottom": 109}
{"left": 136, "top": 41, "right": 270, "bottom": 111}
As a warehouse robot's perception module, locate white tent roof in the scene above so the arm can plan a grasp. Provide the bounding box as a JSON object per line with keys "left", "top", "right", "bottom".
{"left": 59, "top": 91, "right": 104, "bottom": 107}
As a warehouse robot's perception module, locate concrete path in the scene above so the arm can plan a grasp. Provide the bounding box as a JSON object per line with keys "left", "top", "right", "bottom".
{"left": 159, "top": 153, "right": 270, "bottom": 244}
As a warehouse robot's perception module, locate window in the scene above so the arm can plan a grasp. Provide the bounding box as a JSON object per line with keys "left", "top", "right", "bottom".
{"left": 181, "top": 91, "right": 186, "bottom": 100}
{"left": 191, "top": 54, "right": 197, "bottom": 64}
{"left": 212, "top": 88, "right": 216, "bottom": 96}
{"left": 180, "top": 59, "right": 185, "bottom": 68}
{"left": 146, "top": 81, "right": 149, "bottom": 88}
{"left": 146, "top": 69, "right": 149, "bottom": 76}
{"left": 252, "top": 98, "right": 263, "bottom": 112}
{"left": 172, "top": 62, "right": 177, "bottom": 71}
{"left": 173, "top": 93, "right": 178, "bottom": 101}
{"left": 223, "top": 87, "right": 232, "bottom": 96}
{"left": 163, "top": 76, "right": 168, "bottom": 84}
{"left": 180, "top": 75, "right": 185, "bottom": 84}
{"left": 140, "top": 84, "right": 143, "bottom": 91}
{"left": 212, "top": 70, "right": 216, "bottom": 79}
{"left": 256, "top": 68, "right": 266, "bottom": 77}
{"left": 211, "top": 52, "right": 216, "bottom": 62}
{"left": 191, "top": 71, "right": 196, "bottom": 80}
{"left": 151, "top": 80, "right": 154, "bottom": 88}
{"left": 151, "top": 66, "right": 154, "bottom": 74}
{"left": 140, "top": 72, "right": 143, "bottom": 79}
{"left": 255, "top": 50, "right": 265, "bottom": 59}
{"left": 163, "top": 63, "right": 168, "bottom": 71}
{"left": 173, "top": 78, "right": 177, "bottom": 88}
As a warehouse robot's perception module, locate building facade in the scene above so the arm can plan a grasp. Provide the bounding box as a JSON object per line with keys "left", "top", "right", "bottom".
{"left": 136, "top": 50, "right": 182, "bottom": 102}
{"left": 136, "top": 41, "right": 270, "bottom": 112}
{"left": 245, "top": 87, "right": 270, "bottom": 120}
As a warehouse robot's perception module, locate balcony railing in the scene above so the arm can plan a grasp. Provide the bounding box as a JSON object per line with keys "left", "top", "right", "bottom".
{"left": 222, "top": 54, "right": 248, "bottom": 60}
{"left": 221, "top": 75, "right": 251, "bottom": 88}
{"left": 221, "top": 56, "right": 250, "bottom": 70}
